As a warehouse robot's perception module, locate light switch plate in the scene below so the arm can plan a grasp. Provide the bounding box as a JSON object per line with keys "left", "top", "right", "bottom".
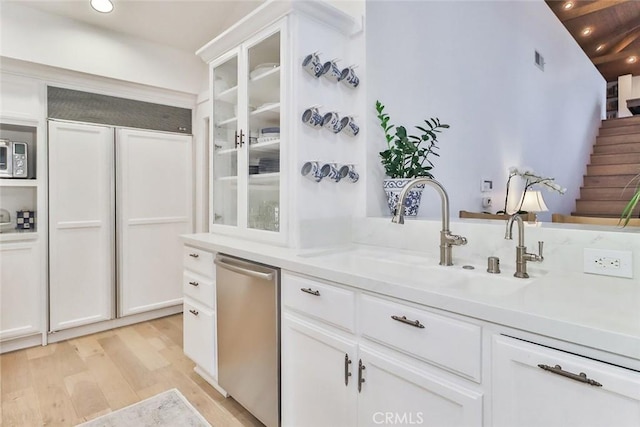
{"left": 583, "top": 248, "right": 633, "bottom": 278}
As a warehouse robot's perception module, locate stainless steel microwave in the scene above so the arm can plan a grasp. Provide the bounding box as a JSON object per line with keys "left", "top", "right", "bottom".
{"left": 0, "top": 139, "right": 28, "bottom": 178}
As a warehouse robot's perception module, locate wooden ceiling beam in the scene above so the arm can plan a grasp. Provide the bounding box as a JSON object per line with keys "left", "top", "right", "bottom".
{"left": 559, "top": 0, "right": 630, "bottom": 22}
{"left": 585, "top": 21, "right": 640, "bottom": 56}
{"left": 592, "top": 49, "right": 639, "bottom": 65}
{"left": 612, "top": 28, "right": 640, "bottom": 53}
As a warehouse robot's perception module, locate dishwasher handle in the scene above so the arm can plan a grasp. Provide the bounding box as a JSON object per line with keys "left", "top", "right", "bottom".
{"left": 215, "top": 256, "right": 275, "bottom": 281}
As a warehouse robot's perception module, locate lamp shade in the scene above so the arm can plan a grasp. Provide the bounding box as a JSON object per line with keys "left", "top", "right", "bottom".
{"left": 520, "top": 190, "right": 548, "bottom": 213}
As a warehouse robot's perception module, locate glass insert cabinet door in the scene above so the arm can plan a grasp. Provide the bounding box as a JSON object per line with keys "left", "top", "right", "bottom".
{"left": 210, "top": 24, "right": 282, "bottom": 234}
{"left": 246, "top": 31, "right": 281, "bottom": 232}
{"left": 211, "top": 53, "right": 239, "bottom": 227}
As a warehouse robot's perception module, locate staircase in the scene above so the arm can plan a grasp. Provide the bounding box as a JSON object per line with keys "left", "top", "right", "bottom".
{"left": 575, "top": 115, "right": 640, "bottom": 218}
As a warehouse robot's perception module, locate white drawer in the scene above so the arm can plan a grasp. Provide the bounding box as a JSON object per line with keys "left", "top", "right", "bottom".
{"left": 183, "top": 298, "right": 216, "bottom": 378}
{"left": 183, "top": 245, "right": 215, "bottom": 278}
{"left": 360, "top": 294, "right": 482, "bottom": 381}
{"left": 282, "top": 272, "right": 356, "bottom": 332}
{"left": 183, "top": 271, "right": 215, "bottom": 308}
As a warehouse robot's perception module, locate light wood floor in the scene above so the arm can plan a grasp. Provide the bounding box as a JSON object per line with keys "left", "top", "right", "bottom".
{"left": 0, "top": 314, "right": 263, "bottom": 427}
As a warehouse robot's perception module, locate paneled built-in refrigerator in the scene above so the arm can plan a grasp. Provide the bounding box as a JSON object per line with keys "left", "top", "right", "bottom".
{"left": 48, "top": 120, "right": 192, "bottom": 331}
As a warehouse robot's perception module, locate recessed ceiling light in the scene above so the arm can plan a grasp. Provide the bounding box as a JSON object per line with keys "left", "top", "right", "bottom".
{"left": 595, "top": 44, "right": 606, "bottom": 52}
{"left": 563, "top": 1, "right": 574, "bottom": 10}
{"left": 581, "top": 27, "right": 593, "bottom": 36}
{"left": 90, "top": 0, "right": 113, "bottom": 13}
{"left": 627, "top": 56, "right": 638, "bottom": 64}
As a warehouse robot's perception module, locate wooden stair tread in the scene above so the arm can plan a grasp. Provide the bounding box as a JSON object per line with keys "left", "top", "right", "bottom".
{"left": 579, "top": 187, "right": 639, "bottom": 201}
{"left": 586, "top": 164, "right": 640, "bottom": 175}
{"left": 589, "top": 153, "right": 640, "bottom": 165}
{"left": 575, "top": 199, "right": 640, "bottom": 216}
{"left": 593, "top": 142, "right": 640, "bottom": 154}
{"left": 599, "top": 124, "right": 640, "bottom": 136}
{"left": 595, "top": 134, "right": 640, "bottom": 145}
{"left": 601, "top": 115, "right": 640, "bottom": 128}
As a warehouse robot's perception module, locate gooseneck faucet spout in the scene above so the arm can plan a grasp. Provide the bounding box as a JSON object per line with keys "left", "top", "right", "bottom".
{"left": 391, "top": 178, "right": 467, "bottom": 266}
{"left": 505, "top": 214, "right": 544, "bottom": 278}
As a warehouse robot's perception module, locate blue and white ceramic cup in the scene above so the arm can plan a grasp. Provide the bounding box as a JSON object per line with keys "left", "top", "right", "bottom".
{"left": 301, "top": 161, "right": 323, "bottom": 182}
{"left": 320, "top": 163, "right": 340, "bottom": 182}
{"left": 339, "top": 116, "right": 360, "bottom": 137}
{"left": 339, "top": 164, "right": 359, "bottom": 183}
{"left": 340, "top": 67, "right": 360, "bottom": 89}
{"left": 322, "top": 61, "right": 342, "bottom": 82}
{"left": 302, "top": 53, "right": 324, "bottom": 78}
{"left": 302, "top": 107, "right": 324, "bottom": 128}
{"left": 322, "top": 112, "right": 343, "bottom": 133}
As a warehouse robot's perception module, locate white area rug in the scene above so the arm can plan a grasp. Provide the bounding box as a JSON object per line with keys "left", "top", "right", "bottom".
{"left": 77, "top": 389, "right": 211, "bottom": 427}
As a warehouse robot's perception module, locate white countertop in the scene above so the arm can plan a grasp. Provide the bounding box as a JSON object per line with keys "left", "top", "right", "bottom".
{"left": 182, "top": 232, "right": 640, "bottom": 364}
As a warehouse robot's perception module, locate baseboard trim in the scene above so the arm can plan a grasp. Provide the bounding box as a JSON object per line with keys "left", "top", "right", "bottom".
{"left": 0, "top": 333, "right": 44, "bottom": 354}
{"left": 48, "top": 305, "right": 183, "bottom": 343}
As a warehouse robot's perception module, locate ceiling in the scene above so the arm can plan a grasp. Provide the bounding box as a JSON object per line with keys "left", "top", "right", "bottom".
{"left": 545, "top": 0, "right": 640, "bottom": 82}
{"left": 7, "top": 0, "right": 264, "bottom": 52}
{"left": 9, "top": 0, "right": 637, "bottom": 81}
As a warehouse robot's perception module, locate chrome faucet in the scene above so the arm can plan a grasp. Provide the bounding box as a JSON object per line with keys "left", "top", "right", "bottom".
{"left": 504, "top": 214, "right": 544, "bottom": 278}
{"left": 391, "top": 178, "right": 468, "bottom": 266}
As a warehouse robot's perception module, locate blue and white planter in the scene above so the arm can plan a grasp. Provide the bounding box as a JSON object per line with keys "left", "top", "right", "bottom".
{"left": 384, "top": 178, "right": 425, "bottom": 216}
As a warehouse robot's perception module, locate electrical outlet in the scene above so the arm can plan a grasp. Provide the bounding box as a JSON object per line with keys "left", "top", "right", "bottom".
{"left": 583, "top": 248, "right": 633, "bottom": 278}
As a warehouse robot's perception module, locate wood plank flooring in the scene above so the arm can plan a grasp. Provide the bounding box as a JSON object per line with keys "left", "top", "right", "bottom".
{"left": 0, "top": 314, "right": 263, "bottom": 427}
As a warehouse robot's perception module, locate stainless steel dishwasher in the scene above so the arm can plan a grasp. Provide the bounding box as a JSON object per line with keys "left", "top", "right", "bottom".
{"left": 214, "top": 254, "right": 280, "bottom": 427}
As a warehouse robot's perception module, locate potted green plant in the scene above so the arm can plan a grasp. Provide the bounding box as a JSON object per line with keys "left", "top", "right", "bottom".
{"left": 620, "top": 173, "right": 640, "bottom": 226}
{"left": 376, "top": 100, "right": 450, "bottom": 215}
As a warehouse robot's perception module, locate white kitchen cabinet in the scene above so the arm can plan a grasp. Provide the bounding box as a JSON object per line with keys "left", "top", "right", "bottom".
{"left": 280, "top": 271, "right": 483, "bottom": 427}
{"left": 117, "top": 128, "right": 192, "bottom": 316}
{"left": 281, "top": 313, "right": 358, "bottom": 427}
{"left": 197, "top": 1, "right": 362, "bottom": 247}
{"left": 182, "top": 245, "right": 219, "bottom": 383}
{"left": 48, "top": 121, "right": 115, "bottom": 330}
{"left": 183, "top": 298, "right": 216, "bottom": 376}
{"left": 207, "top": 22, "right": 285, "bottom": 239}
{"left": 492, "top": 335, "right": 640, "bottom": 427}
{"left": 0, "top": 241, "right": 41, "bottom": 341}
{"left": 49, "top": 121, "right": 193, "bottom": 330}
{"left": 358, "top": 347, "right": 482, "bottom": 427}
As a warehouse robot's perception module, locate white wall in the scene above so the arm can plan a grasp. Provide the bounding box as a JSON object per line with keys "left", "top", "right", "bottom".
{"left": 0, "top": 2, "right": 207, "bottom": 94}
{"left": 366, "top": 0, "right": 605, "bottom": 221}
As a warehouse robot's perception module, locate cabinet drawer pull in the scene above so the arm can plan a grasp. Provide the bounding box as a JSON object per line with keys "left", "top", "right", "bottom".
{"left": 300, "top": 287, "right": 320, "bottom": 296}
{"left": 391, "top": 315, "right": 425, "bottom": 329}
{"left": 189, "top": 253, "right": 199, "bottom": 258}
{"left": 344, "top": 354, "right": 352, "bottom": 386}
{"left": 537, "top": 364, "right": 603, "bottom": 387}
{"left": 358, "top": 359, "right": 366, "bottom": 393}
{"left": 189, "top": 309, "right": 199, "bottom": 316}
{"left": 188, "top": 281, "right": 199, "bottom": 287}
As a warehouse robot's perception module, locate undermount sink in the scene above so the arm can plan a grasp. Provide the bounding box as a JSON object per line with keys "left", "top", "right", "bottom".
{"left": 301, "top": 245, "right": 543, "bottom": 297}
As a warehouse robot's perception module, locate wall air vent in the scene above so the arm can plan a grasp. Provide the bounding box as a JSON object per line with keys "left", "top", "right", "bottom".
{"left": 535, "top": 50, "right": 545, "bottom": 71}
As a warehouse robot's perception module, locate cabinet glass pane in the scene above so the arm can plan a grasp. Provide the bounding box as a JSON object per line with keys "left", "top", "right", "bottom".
{"left": 246, "top": 32, "right": 280, "bottom": 232}
{"left": 212, "top": 56, "right": 239, "bottom": 226}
